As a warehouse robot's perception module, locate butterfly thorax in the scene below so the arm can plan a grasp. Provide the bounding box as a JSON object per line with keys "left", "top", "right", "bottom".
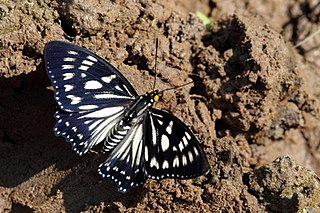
{"left": 124, "top": 89, "right": 159, "bottom": 125}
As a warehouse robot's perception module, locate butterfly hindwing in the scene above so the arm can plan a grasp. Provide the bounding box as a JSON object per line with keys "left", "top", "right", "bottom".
{"left": 144, "top": 109, "right": 209, "bottom": 180}
{"left": 44, "top": 40, "right": 137, "bottom": 112}
{"left": 98, "top": 122, "right": 146, "bottom": 193}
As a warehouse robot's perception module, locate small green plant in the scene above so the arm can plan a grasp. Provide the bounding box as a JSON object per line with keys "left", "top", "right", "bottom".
{"left": 196, "top": 11, "right": 214, "bottom": 29}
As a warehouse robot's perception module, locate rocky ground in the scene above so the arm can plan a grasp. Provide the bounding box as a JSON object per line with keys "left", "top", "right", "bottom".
{"left": 0, "top": 0, "right": 319, "bottom": 212}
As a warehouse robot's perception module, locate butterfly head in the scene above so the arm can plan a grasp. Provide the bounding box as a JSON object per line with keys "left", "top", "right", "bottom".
{"left": 146, "top": 89, "right": 160, "bottom": 103}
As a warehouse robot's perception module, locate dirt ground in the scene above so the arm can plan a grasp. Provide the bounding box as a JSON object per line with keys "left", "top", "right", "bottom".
{"left": 0, "top": 0, "right": 320, "bottom": 212}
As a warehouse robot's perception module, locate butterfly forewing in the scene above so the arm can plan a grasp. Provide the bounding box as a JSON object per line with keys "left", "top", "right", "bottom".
{"left": 144, "top": 109, "right": 209, "bottom": 180}
{"left": 44, "top": 41, "right": 137, "bottom": 112}
{"left": 45, "top": 40, "right": 137, "bottom": 155}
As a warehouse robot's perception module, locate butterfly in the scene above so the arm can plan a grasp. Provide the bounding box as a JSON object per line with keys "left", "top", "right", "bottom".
{"left": 44, "top": 40, "right": 209, "bottom": 193}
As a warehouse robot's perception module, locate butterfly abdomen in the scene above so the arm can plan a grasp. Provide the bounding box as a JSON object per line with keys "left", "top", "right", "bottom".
{"left": 103, "top": 120, "right": 130, "bottom": 152}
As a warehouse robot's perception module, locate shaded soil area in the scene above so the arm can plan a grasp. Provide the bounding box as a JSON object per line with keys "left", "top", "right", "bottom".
{"left": 0, "top": 0, "right": 320, "bottom": 212}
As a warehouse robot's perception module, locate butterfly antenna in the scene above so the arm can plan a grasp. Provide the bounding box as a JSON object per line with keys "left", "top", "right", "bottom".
{"left": 152, "top": 37, "right": 159, "bottom": 90}
{"left": 159, "top": 81, "right": 194, "bottom": 94}
{"left": 151, "top": 36, "right": 194, "bottom": 94}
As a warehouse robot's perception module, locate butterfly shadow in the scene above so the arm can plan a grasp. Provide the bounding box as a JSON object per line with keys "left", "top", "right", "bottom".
{"left": 49, "top": 151, "right": 148, "bottom": 212}
{"left": 0, "top": 68, "right": 65, "bottom": 188}
{"left": 0, "top": 67, "right": 146, "bottom": 211}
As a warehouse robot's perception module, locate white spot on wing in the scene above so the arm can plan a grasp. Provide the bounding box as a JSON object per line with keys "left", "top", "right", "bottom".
{"left": 173, "top": 156, "right": 179, "bottom": 167}
{"left": 63, "top": 57, "right": 76, "bottom": 62}
{"left": 68, "top": 50, "right": 78, "bottom": 55}
{"left": 122, "top": 84, "right": 132, "bottom": 95}
{"left": 194, "top": 147, "right": 199, "bottom": 156}
{"left": 161, "top": 135, "right": 170, "bottom": 152}
{"left": 84, "top": 80, "right": 103, "bottom": 89}
{"left": 166, "top": 121, "right": 173, "bottom": 134}
{"left": 131, "top": 125, "right": 143, "bottom": 167}
{"left": 88, "top": 120, "right": 100, "bottom": 131}
{"left": 66, "top": 95, "right": 82, "bottom": 105}
{"left": 115, "top": 85, "right": 123, "bottom": 91}
{"left": 182, "top": 136, "right": 188, "bottom": 147}
{"left": 185, "top": 132, "right": 191, "bottom": 140}
{"left": 152, "top": 113, "right": 163, "bottom": 118}
{"left": 162, "top": 160, "right": 169, "bottom": 169}
{"left": 188, "top": 151, "right": 193, "bottom": 163}
{"left": 62, "top": 65, "right": 74, "bottom": 69}
{"left": 150, "top": 157, "right": 159, "bottom": 169}
{"left": 64, "top": 84, "right": 74, "bottom": 92}
{"left": 79, "top": 106, "right": 124, "bottom": 118}
{"left": 101, "top": 75, "right": 117, "bottom": 83}
{"left": 182, "top": 155, "right": 187, "bottom": 166}
{"left": 145, "top": 146, "right": 149, "bottom": 162}
{"left": 86, "top": 55, "right": 98, "bottom": 62}
{"left": 78, "top": 105, "right": 98, "bottom": 110}
{"left": 81, "top": 73, "right": 87, "bottom": 78}
{"left": 178, "top": 141, "right": 184, "bottom": 151}
{"left": 157, "top": 119, "right": 163, "bottom": 125}
{"left": 94, "top": 93, "right": 131, "bottom": 99}
{"left": 79, "top": 65, "right": 90, "bottom": 71}
{"left": 63, "top": 73, "right": 75, "bottom": 80}
{"left": 84, "top": 120, "right": 91, "bottom": 124}
{"left": 149, "top": 115, "right": 157, "bottom": 145}
{"left": 82, "top": 60, "right": 94, "bottom": 66}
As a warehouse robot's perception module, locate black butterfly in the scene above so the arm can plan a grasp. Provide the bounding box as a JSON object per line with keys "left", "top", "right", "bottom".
{"left": 44, "top": 40, "right": 209, "bottom": 193}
